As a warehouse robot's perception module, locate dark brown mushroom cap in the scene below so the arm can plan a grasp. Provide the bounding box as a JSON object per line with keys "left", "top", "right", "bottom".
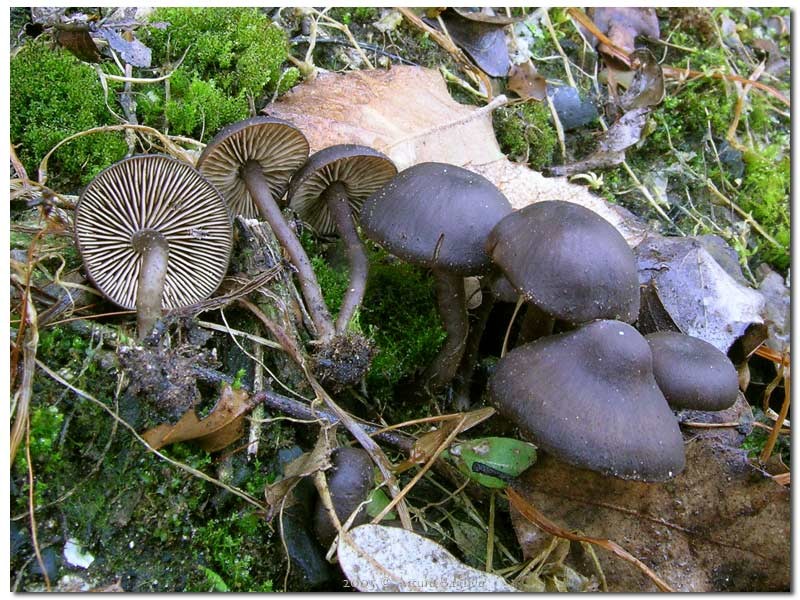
{"left": 646, "top": 331, "right": 739, "bottom": 411}
{"left": 486, "top": 200, "right": 640, "bottom": 324}
{"left": 196, "top": 116, "right": 309, "bottom": 218}
{"left": 360, "top": 162, "right": 512, "bottom": 275}
{"left": 287, "top": 144, "right": 397, "bottom": 235}
{"left": 74, "top": 155, "right": 233, "bottom": 310}
{"left": 489, "top": 319, "right": 685, "bottom": 481}
{"left": 313, "top": 447, "right": 374, "bottom": 547}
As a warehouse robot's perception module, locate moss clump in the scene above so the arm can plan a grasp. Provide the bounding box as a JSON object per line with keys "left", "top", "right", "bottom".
{"left": 648, "top": 79, "right": 736, "bottom": 150}
{"left": 361, "top": 254, "right": 446, "bottom": 404}
{"left": 739, "top": 145, "right": 790, "bottom": 270}
{"left": 10, "top": 43, "right": 128, "bottom": 188}
{"left": 302, "top": 232, "right": 446, "bottom": 402}
{"left": 493, "top": 101, "right": 557, "bottom": 171}
{"left": 141, "top": 8, "right": 299, "bottom": 140}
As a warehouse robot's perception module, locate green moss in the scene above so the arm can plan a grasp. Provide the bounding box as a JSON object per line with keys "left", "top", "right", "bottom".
{"left": 10, "top": 43, "right": 128, "bottom": 188}
{"left": 142, "top": 8, "right": 297, "bottom": 140}
{"left": 739, "top": 145, "right": 790, "bottom": 270}
{"left": 362, "top": 253, "right": 445, "bottom": 403}
{"left": 493, "top": 101, "right": 557, "bottom": 171}
{"left": 192, "top": 516, "right": 274, "bottom": 591}
{"left": 301, "top": 229, "right": 445, "bottom": 402}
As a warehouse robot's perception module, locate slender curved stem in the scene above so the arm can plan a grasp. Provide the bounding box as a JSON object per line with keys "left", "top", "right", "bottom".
{"left": 422, "top": 269, "right": 469, "bottom": 392}
{"left": 452, "top": 277, "right": 497, "bottom": 410}
{"left": 323, "top": 181, "right": 369, "bottom": 334}
{"left": 133, "top": 230, "right": 169, "bottom": 340}
{"left": 242, "top": 160, "right": 335, "bottom": 342}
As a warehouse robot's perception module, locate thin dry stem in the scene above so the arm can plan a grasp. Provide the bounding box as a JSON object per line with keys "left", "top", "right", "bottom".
{"left": 26, "top": 418, "right": 51, "bottom": 591}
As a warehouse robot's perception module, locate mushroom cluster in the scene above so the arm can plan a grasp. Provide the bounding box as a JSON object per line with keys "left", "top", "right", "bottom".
{"left": 73, "top": 119, "right": 740, "bottom": 486}
{"left": 481, "top": 200, "right": 739, "bottom": 482}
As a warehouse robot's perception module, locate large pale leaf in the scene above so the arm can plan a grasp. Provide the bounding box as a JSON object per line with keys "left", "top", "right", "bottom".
{"left": 510, "top": 398, "right": 790, "bottom": 592}
{"left": 267, "top": 66, "right": 503, "bottom": 169}
{"left": 267, "top": 66, "right": 645, "bottom": 245}
{"left": 337, "top": 524, "right": 519, "bottom": 592}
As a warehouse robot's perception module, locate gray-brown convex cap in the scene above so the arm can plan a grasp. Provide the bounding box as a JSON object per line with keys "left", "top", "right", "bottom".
{"left": 646, "top": 331, "right": 739, "bottom": 411}
{"left": 486, "top": 200, "right": 640, "bottom": 324}
{"left": 489, "top": 319, "right": 685, "bottom": 482}
{"left": 313, "top": 447, "right": 374, "bottom": 547}
{"left": 74, "top": 155, "right": 233, "bottom": 310}
{"left": 196, "top": 116, "right": 309, "bottom": 218}
{"left": 288, "top": 144, "right": 397, "bottom": 235}
{"left": 360, "top": 162, "right": 512, "bottom": 275}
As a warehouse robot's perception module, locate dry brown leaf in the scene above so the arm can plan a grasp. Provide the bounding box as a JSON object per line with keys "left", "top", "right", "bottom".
{"left": 507, "top": 62, "right": 547, "bottom": 100}
{"left": 268, "top": 66, "right": 648, "bottom": 246}
{"left": 267, "top": 66, "right": 503, "bottom": 169}
{"left": 510, "top": 409, "right": 790, "bottom": 592}
{"left": 585, "top": 7, "right": 660, "bottom": 58}
{"left": 393, "top": 406, "right": 495, "bottom": 473}
{"left": 264, "top": 430, "right": 334, "bottom": 519}
{"left": 142, "top": 384, "right": 254, "bottom": 452}
{"left": 434, "top": 9, "right": 511, "bottom": 77}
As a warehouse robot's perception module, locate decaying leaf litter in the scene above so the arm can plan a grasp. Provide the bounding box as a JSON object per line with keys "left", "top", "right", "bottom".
{"left": 9, "top": 7, "right": 790, "bottom": 592}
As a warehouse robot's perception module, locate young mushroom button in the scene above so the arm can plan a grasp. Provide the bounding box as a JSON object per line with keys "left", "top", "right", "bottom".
{"left": 360, "top": 162, "right": 512, "bottom": 391}
{"left": 74, "top": 155, "right": 233, "bottom": 340}
{"left": 196, "top": 116, "right": 335, "bottom": 341}
{"left": 646, "top": 331, "right": 740, "bottom": 411}
{"left": 489, "top": 319, "right": 686, "bottom": 482}
{"left": 288, "top": 145, "right": 397, "bottom": 334}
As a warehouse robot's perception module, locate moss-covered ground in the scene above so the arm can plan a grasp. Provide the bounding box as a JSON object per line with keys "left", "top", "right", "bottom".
{"left": 9, "top": 7, "right": 790, "bottom": 592}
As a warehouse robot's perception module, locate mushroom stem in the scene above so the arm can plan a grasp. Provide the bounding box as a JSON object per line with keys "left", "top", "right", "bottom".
{"left": 133, "top": 230, "right": 169, "bottom": 340}
{"left": 517, "top": 304, "right": 556, "bottom": 346}
{"left": 242, "top": 160, "right": 335, "bottom": 341}
{"left": 422, "top": 269, "right": 469, "bottom": 392}
{"left": 322, "top": 181, "right": 369, "bottom": 334}
{"left": 452, "top": 277, "right": 497, "bottom": 410}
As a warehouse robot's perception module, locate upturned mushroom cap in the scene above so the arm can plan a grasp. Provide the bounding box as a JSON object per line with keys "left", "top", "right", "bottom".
{"left": 486, "top": 200, "right": 640, "bottom": 324}
{"left": 74, "top": 155, "right": 233, "bottom": 310}
{"left": 360, "top": 162, "right": 512, "bottom": 275}
{"left": 313, "top": 447, "right": 374, "bottom": 547}
{"left": 646, "top": 331, "right": 739, "bottom": 411}
{"left": 196, "top": 116, "right": 309, "bottom": 218}
{"left": 288, "top": 144, "right": 397, "bottom": 235}
{"left": 489, "top": 320, "right": 685, "bottom": 481}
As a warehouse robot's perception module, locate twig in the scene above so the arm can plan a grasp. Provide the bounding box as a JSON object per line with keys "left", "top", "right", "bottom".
{"left": 370, "top": 414, "right": 467, "bottom": 524}
{"left": 290, "top": 35, "right": 418, "bottom": 66}
{"left": 760, "top": 367, "right": 791, "bottom": 464}
{"left": 507, "top": 487, "right": 675, "bottom": 592}
{"left": 26, "top": 418, "right": 51, "bottom": 591}
{"left": 38, "top": 124, "right": 199, "bottom": 184}
{"left": 312, "top": 9, "right": 375, "bottom": 70}
{"left": 566, "top": 8, "right": 789, "bottom": 107}
{"left": 195, "top": 321, "right": 282, "bottom": 351}
{"left": 543, "top": 9, "right": 576, "bottom": 88}
{"left": 397, "top": 7, "right": 492, "bottom": 98}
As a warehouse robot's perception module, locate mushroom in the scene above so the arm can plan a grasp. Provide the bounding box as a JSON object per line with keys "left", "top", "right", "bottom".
{"left": 360, "top": 162, "right": 512, "bottom": 391}
{"left": 486, "top": 200, "right": 640, "bottom": 327}
{"left": 74, "top": 155, "right": 233, "bottom": 340}
{"left": 288, "top": 145, "right": 397, "bottom": 334}
{"left": 489, "top": 319, "right": 685, "bottom": 481}
{"left": 196, "top": 116, "right": 335, "bottom": 341}
{"left": 313, "top": 447, "right": 374, "bottom": 547}
{"left": 646, "top": 331, "right": 739, "bottom": 411}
